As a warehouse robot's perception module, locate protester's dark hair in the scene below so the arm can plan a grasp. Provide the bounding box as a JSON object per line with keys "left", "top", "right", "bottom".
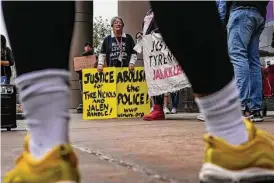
{"left": 1, "top": 34, "right": 7, "bottom": 49}
{"left": 110, "top": 16, "right": 124, "bottom": 27}
{"left": 85, "top": 42, "right": 92, "bottom": 47}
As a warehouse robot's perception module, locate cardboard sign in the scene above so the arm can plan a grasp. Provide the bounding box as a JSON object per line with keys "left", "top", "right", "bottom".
{"left": 73, "top": 55, "right": 97, "bottom": 71}
{"left": 116, "top": 67, "right": 150, "bottom": 118}
{"left": 82, "top": 68, "right": 117, "bottom": 120}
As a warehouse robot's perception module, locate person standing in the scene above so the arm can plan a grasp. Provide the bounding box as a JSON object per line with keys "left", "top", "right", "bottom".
{"left": 226, "top": 1, "right": 270, "bottom": 122}
{"left": 139, "top": 7, "right": 166, "bottom": 121}
{"left": 97, "top": 17, "right": 137, "bottom": 71}
{"left": 163, "top": 92, "right": 180, "bottom": 114}
{"left": 1, "top": 34, "right": 15, "bottom": 84}
{"left": 170, "top": 92, "right": 179, "bottom": 114}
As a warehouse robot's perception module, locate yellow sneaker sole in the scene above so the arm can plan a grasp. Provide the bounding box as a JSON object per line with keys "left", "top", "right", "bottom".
{"left": 199, "top": 163, "right": 274, "bottom": 183}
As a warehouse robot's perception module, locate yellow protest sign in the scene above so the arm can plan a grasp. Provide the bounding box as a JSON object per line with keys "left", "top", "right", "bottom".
{"left": 116, "top": 67, "right": 150, "bottom": 118}
{"left": 82, "top": 68, "right": 117, "bottom": 120}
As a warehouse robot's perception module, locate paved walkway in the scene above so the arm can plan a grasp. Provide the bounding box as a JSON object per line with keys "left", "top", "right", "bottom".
{"left": 2, "top": 113, "right": 274, "bottom": 183}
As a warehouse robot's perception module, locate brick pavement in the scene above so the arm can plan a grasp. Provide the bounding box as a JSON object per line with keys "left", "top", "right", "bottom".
{"left": 1, "top": 112, "right": 274, "bottom": 183}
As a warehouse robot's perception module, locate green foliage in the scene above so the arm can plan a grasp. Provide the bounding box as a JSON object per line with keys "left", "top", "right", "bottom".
{"left": 93, "top": 16, "right": 112, "bottom": 54}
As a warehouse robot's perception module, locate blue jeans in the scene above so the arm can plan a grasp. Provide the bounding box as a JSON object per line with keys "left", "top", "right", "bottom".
{"left": 216, "top": 0, "right": 226, "bottom": 23}
{"left": 1, "top": 76, "right": 10, "bottom": 84}
{"left": 171, "top": 92, "right": 179, "bottom": 108}
{"left": 227, "top": 7, "right": 265, "bottom": 111}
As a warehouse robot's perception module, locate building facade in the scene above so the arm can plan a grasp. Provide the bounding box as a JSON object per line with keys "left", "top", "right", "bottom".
{"left": 69, "top": 1, "right": 94, "bottom": 108}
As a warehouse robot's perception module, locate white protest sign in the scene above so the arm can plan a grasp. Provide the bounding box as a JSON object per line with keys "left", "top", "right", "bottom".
{"left": 134, "top": 33, "right": 190, "bottom": 96}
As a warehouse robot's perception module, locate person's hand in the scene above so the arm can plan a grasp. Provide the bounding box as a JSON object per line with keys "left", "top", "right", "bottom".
{"left": 97, "top": 64, "right": 103, "bottom": 72}
{"left": 136, "top": 32, "right": 143, "bottom": 43}
{"left": 129, "top": 64, "right": 135, "bottom": 72}
{"left": 1, "top": 61, "right": 9, "bottom": 66}
{"left": 136, "top": 32, "right": 143, "bottom": 40}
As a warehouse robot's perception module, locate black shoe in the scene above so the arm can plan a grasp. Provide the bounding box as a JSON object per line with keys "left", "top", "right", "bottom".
{"left": 77, "top": 104, "right": 83, "bottom": 114}
{"left": 250, "top": 111, "right": 264, "bottom": 122}
{"left": 242, "top": 109, "right": 252, "bottom": 118}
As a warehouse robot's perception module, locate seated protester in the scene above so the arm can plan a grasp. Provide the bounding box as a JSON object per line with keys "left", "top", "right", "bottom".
{"left": 76, "top": 42, "right": 94, "bottom": 113}
{"left": 82, "top": 42, "right": 94, "bottom": 56}
{"left": 97, "top": 16, "right": 137, "bottom": 71}
{"left": 1, "top": 34, "right": 15, "bottom": 84}
{"left": 77, "top": 42, "right": 94, "bottom": 81}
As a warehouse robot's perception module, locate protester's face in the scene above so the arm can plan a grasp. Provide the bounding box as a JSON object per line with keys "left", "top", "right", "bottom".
{"left": 113, "top": 18, "right": 123, "bottom": 31}
{"left": 85, "top": 45, "right": 91, "bottom": 52}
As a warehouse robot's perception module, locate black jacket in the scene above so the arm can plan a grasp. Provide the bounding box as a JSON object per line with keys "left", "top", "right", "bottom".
{"left": 226, "top": 1, "right": 270, "bottom": 24}
{"left": 1, "top": 47, "right": 14, "bottom": 78}
{"left": 99, "top": 33, "right": 136, "bottom": 67}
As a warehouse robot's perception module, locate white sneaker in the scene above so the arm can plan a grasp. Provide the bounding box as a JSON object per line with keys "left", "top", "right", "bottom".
{"left": 163, "top": 107, "right": 170, "bottom": 114}
{"left": 170, "top": 108, "right": 177, "bottom": 114}
{"left": 197, "top": 114, "right": 205, "bottom": 121}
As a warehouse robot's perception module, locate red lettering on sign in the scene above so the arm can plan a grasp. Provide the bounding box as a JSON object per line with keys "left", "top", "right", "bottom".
{"left": 153, "top": 64, "right": 183, "bottom": 80}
